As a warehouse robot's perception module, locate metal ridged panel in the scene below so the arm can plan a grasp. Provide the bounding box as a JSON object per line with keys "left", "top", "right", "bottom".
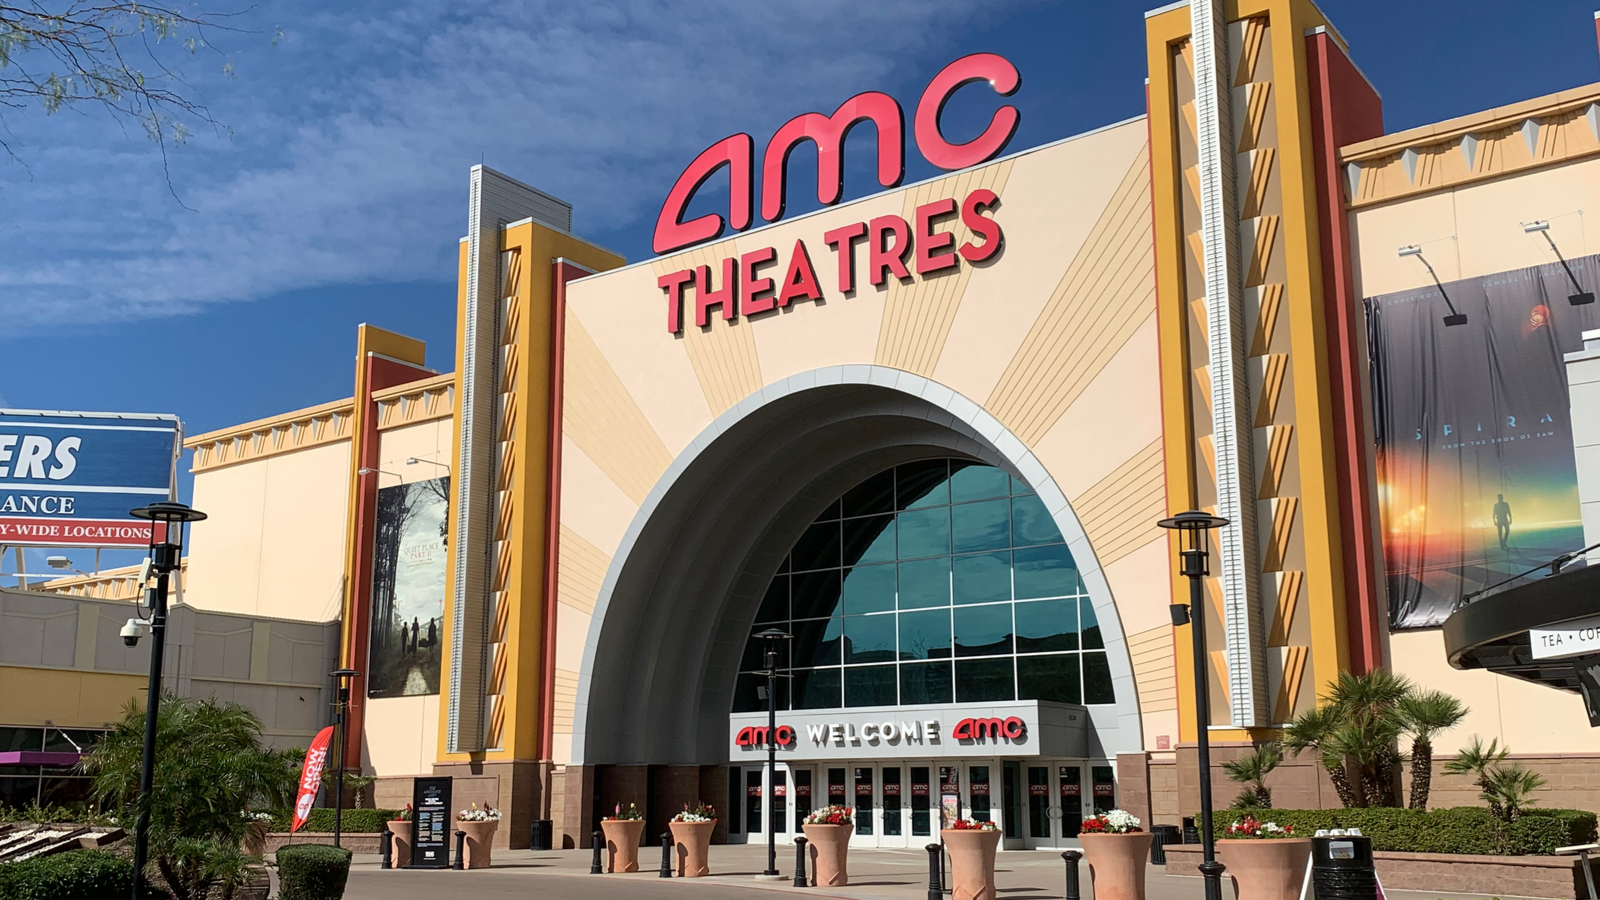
{"left": 448, "top": 166, "right": 573, "bottom": 753}
{"left": 1189, "top": 0, "right": 1268, "bottom": 726}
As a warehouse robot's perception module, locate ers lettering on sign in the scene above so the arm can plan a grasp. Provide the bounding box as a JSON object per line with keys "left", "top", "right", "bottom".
{"left": 657, "top": 188, "right": 1001, "bottom": 334}
{"left": 654, "top": 53, "right": 1020, "bottom": 254}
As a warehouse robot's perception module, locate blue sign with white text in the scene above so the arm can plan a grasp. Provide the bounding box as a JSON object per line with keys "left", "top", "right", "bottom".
{"left": 0, "top": 410, "right": 180, "bottom": 547}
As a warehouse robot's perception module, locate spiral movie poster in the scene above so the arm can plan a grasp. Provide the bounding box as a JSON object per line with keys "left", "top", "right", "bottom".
{"left": 367, "top": 476, "right": 450, "bottom": 697}
{"left": 1367, "top": 252, "right": 1600, "bottom": 630}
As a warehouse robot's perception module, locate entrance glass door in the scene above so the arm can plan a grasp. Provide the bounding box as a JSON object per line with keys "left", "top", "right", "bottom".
{"left": 910, "top": 766, "right": 933, "bottom": 838}
{"left": 742, "top": 763, "right": 804, "bottom": 847}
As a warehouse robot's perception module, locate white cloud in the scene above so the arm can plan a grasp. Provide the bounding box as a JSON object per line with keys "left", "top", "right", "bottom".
{"left": 0, "top": 0, "right": 1008, "bottom": 332}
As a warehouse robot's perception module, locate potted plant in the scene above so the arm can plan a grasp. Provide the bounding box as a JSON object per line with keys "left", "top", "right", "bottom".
{"left": 456, "top": 803, "right": 501, "bottom": 869}
{"left": 1217, "top": 815, "right": 1311, "bottom": 900}
{"left": 241, "top": 810, "right": 272, "bottom": 857}
{"left": 668, "top": 803, "right": 717, "bottom": 877}
{"left": 600, "top": 803, "right": 646, "bottom": 872}
{"left": 1078, "top": 809, "right": 1152, "bottom": 900}
{"left": 801, "top": 805, "right": 853, "bottom": 886}
{"left": 388, "top": 804, "right": 414, "bottom": 868}
{"left": 940, "top": 818, "right": 1001, "bottom": 900}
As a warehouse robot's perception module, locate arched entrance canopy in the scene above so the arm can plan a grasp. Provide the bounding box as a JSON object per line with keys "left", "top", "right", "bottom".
{"left": 571, "top": 367, "right": 1141, "bottom": 766}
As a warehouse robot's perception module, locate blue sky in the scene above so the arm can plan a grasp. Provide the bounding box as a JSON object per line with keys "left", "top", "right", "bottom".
{"left": 2, "top": 0, "right": 1597, "bottom": 573}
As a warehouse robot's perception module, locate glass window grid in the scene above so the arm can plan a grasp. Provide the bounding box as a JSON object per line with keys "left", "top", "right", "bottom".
{"left": 738, "top": 460, "right": 1116, "bottom": 710}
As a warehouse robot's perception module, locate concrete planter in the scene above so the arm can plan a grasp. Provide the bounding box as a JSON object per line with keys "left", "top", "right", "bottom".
{"left": 1079, "top": 831, "right": 1155, "bottom": 900}
{"left": 458, "top": 820, "right": 498, "bottom": 869}
{"left": 600, "top": 819, "right": 645, "bottom": 872}
{"left": 669, "top": 820, "right": 715, "bottom": 877}
{"left": 941, "top": 829, "right": 1001, "bottom": 900}
{"left": 801, "top": 822, "right": 853, "bottom": 886}
{"left": 387, "top": 820, "right": 412, "bottom": 868}
{"left": 1217, "top": 839, "right": 1312, "bottom": 900}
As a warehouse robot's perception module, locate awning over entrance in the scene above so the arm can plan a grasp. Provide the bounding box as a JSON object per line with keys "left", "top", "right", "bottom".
{"left": 1443, "top": 562, "right": 1600, "bottom": 692}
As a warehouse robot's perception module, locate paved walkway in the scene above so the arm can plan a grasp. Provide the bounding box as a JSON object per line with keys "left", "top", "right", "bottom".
{"left": 336, "top": 843, "right": 1511, "bottom": 900}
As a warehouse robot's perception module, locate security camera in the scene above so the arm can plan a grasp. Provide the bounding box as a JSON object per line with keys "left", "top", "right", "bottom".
{"left": 121, "top": 619, "right": 143, "bottom": 648}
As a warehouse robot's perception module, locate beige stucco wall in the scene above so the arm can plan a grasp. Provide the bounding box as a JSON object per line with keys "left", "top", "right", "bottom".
{"left": 554, "top": 118, "right": 1175, "bottom": 763}
{"left": 184, "top": 440, "right": 351, "bottom": 623}
{"left": 1353, "top": 154, "right": 1600, "bottom": 752}
{"left": 374, "top": 418, "right": 452, "bottom": 487}
{"left": 362, "top": 694, "right": 441, "bottom": 776}
{"left": 1390, "top": 629, "right": 1597, "bottom": 754}
{"left": 1350, "top": 155, "right": 1600, "bottom": 298}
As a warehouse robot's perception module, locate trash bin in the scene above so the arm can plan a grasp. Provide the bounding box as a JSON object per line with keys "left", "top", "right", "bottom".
{"left": 1149, "top": 825, "right": 1181, "bottom": 865}
{"left": 1311, "top": 833, "right": 1377, "bottom": 900}
{"left": 530, "top": 819, "right": 553, "bottom": 851}
{"left": 1181, "top": 816, "right": 1199, "bottom": 845}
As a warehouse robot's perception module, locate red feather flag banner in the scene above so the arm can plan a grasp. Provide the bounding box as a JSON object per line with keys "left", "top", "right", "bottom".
{"left": 292, "top": 726, "right": 335, "bottom": 833}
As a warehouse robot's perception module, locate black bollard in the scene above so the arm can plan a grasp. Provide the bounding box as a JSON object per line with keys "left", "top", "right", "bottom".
{"left": 793, "top": 835, "right": 809, "bottom": 887}
{"left": 590, "top": 830, "right": 603, "bottom": 874}
{"left": 380, "top": 829, "right": 393, "bottom": 870}
{"left": 1060, "top": 850, "right": 1082, "bottom": 900}
{"left": 925, "top": 843, "right": 943, "bottom": 900}
{"left": 659, "top": 831, "right": 674, "bottom": 878}
{"left": 453, "top": 831, "right": 466, "bottom": 870}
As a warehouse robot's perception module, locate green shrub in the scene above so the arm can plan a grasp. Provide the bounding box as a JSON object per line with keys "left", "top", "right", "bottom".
{"left": 0, "top": 850, "right": 164, "bottom": 900}
{"left": 258, "top": 808, "right": 398, "bottom": 833}
{"left": 276, "top": 845, "right": 352, "bottom": 900}
{"left": 1206, "top": 806, "right": 1598, "bottom": 855}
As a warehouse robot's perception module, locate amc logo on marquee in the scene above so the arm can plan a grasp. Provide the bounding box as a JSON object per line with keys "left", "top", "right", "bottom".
{"left": 951, "top": 716, "right": 1026, "bottom": 743}
{"left": 734, "top": 725, "right": 797, "bottom": 748}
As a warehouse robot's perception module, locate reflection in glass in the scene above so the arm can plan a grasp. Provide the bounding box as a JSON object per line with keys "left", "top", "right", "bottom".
{"left": 1081, "top": 597, "right": 1104, "bottom": 649}
{"left": 899, "top": 661, "right": 953, "bottom": 704}
{"left": 842, "top": 471, "right": 894, "bottom": 517}
{"left": 1017, "top": 653, "right": 1082, "bottom": 704}
{"left": 952, "top": 499, "right": 1010, "bottom": 553}
{"left": 955, "top": 658, "right": 1014, "bottom": 702}
{"left": 897, "top": 609, "right": 951, "bottom": 660}
{"left": 953, "top": 551, "right": 1010, "bottom": 605}
{"left": 754, "top": 576, "right": 788, "bottom": 624}
{"left": 1014, "top": 598, "right": 1078, "bottom": 652}
{"left": 843, "top": 515, "right": 896, "bottom": 565}
{"left": 1010, "top": 494, "right": 1058, "bottom": 547}
{"left": 897, "top": 558, "right": 950, "bottom": 609}
{"left": 845, "top": 665, "right": 897, "bottom": 707}
{"left": 844, "top": 614, "right": 897, "bottom": 664}
{"left": 953, "top": 604, "right": 1013, "bottom": 657}
{"left": 791, "top": 569, "right": 843, "bottom": 620}
{"left": 792, "top": 521, "right": 841, "bottom": 571}
{"left": 792, "top": 618, "right": 842, "bottom": 668}
{"left": 1013, "top": 544, "right": 1078, "bottom": 599}
{"left": 950, "top": 462, "right": 1009, "bottom": 503}
{"left": 896, "top": 460, "right": 950, "bottom": 510}
{"left": 842, "top": 564, "right": 895, "bottom": 615}
{"left": 1083, "top": 652, "right": 1115, "bottom": 704}
{"left": 793, "top": 668, "right": 842, "bottom": 709}
{"left": 897, "top": 507, "right": 950, "bottom": 559}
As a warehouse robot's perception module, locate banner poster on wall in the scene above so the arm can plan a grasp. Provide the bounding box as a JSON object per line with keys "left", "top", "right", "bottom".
{"left": 1366, "top": 251, "right": 1600, "bottom": 629}
{"left": 367, "top": 476, "right": 449, "bottom": 697}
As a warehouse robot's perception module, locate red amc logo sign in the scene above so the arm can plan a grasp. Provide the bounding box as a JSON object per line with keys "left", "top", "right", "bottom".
{"left": 951, "top": 716, "right": 1026, "bottom": 742}
{"left": 735, "top": 725, "right": 796, "bottom": 748}
{"left": 654, "top": 53, "right": 1021, "bottom": 255}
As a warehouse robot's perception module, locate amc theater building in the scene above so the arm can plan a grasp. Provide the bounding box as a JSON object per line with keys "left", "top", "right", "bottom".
{"left": 36, "top": 0, "right": 1592, "bottom": 856}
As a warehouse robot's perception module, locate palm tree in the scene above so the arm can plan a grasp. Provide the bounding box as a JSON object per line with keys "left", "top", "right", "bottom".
{"left": 1483, "top": 765, "right": 1545, "bottom": 821}
{"left": 1397, "top": 690, "right": 1469, "bottom": 809}
{"left": 1283, "top": 704, "right": 1358, "bottom": 808}
{"left": 80, "top": 694, "right": 297, "bottom": 900}
{"left": 1324, "top": 716, "right": 1403, "bottom": 808}
{"left": 1222, "top": 742, "right": 1282, "bottom": 808}
{"left": 1328, "top": 669, "right": 1413, "bottom": 806}
{"left": 1443, "top": 736, "right": 1511, "bottom": 821}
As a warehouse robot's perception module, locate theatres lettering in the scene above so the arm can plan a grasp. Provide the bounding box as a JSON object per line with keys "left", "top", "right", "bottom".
{"left": 656, "top": 188, "right": 1002, "bottom": 334}
{"left": 654, "top": 53, "right": 1020, "bottom": 254}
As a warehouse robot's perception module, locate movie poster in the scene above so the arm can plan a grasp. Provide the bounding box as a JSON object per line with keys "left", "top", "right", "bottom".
{"left": 367, "top": 476, "right": 449, "bottom": 697}
{"left": 1367, "top": 252, "right": 1600, "bottom": 629}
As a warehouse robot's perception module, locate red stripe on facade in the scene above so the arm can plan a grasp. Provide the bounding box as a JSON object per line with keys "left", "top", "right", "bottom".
{"left": 540, "top": 261, "right": 586, "bottom": 761}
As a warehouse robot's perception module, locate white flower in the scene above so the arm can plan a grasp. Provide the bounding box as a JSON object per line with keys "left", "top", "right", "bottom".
{"left": 1103, "top": 809, "right": 1140, "bottom": 833}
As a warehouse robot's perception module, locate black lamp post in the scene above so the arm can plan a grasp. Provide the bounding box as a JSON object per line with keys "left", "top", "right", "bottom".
{"left": 127, "top": 501, "right": 207, "bottom": 900}
{"left": 331, "top": 668, "right": 360, "bottom": 849}
{"left": 1156, "top": 509, "right": 1229, "bottom": 900}
{"left": 753, "top": 627, "right": 791, "bottom": 877}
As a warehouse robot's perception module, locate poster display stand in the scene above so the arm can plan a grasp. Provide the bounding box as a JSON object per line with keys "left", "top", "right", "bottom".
{"left": 409, "top": 777, "right": 453, "bottom": 869}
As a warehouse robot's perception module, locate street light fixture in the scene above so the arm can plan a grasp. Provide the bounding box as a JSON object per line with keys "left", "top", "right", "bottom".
{"left": 1156, "top": 509, "right": 1229, "bottom": 900}
{"left": 1522, "top": 220, "right": 1595, "bottom": 305}
{"left": 1398, "top": 245, "right": 1468, "bottom": 325}
{"left": 127, "top": 500, "right": 208, "bottom": 900}
{"left": 331, "top": 668, "right": 361, "bottom": 849}
{"left": 753, "top": 627, "right": 791, "bottom": 878}
{"left": 405, "top": 457, "right": 451, "bottom": 470}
